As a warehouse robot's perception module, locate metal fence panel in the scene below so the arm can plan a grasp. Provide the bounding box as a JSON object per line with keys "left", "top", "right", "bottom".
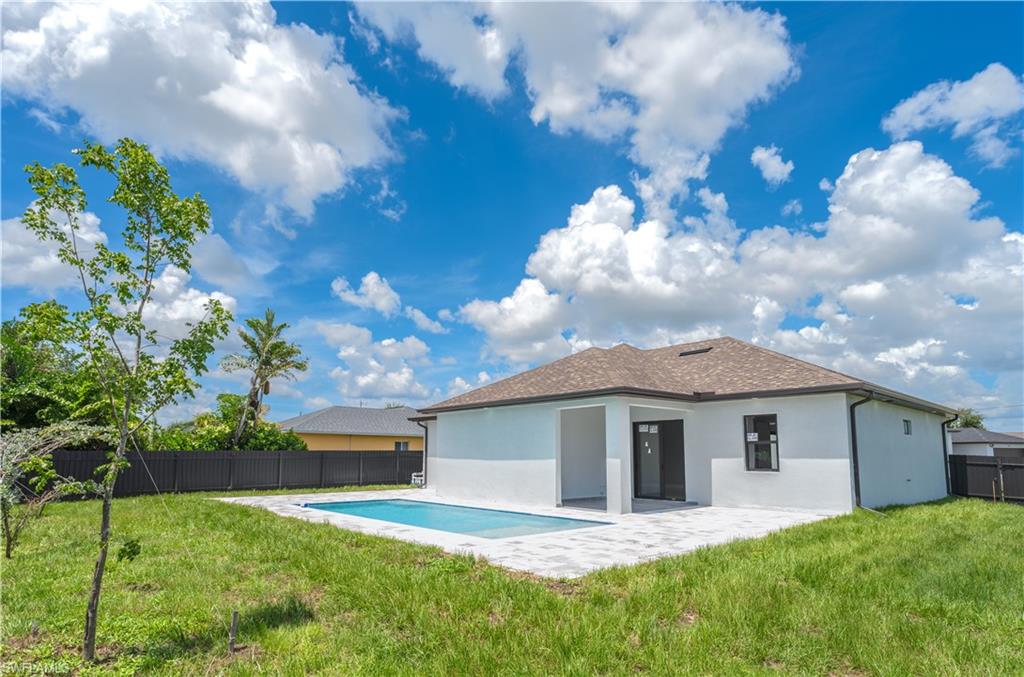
{"left": 279, "top": 452, "right": 321, "bottom": 488}
{"left": 322, "top": 454, "right": 361, "bottom": 486}
{"left": 177, "top": 453, "right": 232, "bottom": 492}
{"left": 118, "top": 451, "right": 177, "bottom": 494}
{"left": 360, "top": 451, "right": 398, "bottom": 485}
{"left": 230, "top": 453, "right": 280, "bottom": 490}
{"left": 50, "top": 449, "right": 423, "bottom": 496}
{"left": 398, "top": 452, "right": 422, "bottom": 484}
{"left": 948, "top": 454, "right": 1024, "bottom": 503}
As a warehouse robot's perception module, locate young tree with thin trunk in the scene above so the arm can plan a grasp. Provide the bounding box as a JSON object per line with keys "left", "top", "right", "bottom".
{"left": 21, "top": 139, "right": 231, "bottom": 662}
{"left": 0, "top": 422, "right": 106, "bottom": 558}
{"left": 221, "top": 309, "right": 308, "bottom": 448}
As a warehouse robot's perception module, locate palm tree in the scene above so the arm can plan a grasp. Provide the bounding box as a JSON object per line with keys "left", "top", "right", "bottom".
{"left": 221, "top": 309, "right": 308, "bottom": 447}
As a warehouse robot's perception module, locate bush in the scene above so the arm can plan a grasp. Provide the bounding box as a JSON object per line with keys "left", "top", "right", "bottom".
{"left": 242, "top": 424, "right": 307, "bottom": 451}
{"left": 148, "top": 394, "right": 307, "bottom": 451}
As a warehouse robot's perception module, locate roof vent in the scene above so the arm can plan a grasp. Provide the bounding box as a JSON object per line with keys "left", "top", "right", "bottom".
{"left": 678, "top": 347, "right": 713, "bottom": 357}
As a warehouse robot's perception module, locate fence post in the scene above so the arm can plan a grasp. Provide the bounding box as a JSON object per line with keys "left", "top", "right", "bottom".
{"left": 277, "top": 452, "right": 283, "bottom": 489}
{"left": 395, "top": 450, "right": 401, "bottom": 484}
{"left": 319, "top": 453, "right": 325, "bottom": 488}
{"left": 997, "top": 457, "right": 1005, "bottom": 502}
{"left": 358, "top": 452, "right": 364, "bottom": 486}
{"left": 228, "top": 452, "right": 235, "bottom": 491}
{"left": 173, "top": 452, "right": 179, "bottom": 493}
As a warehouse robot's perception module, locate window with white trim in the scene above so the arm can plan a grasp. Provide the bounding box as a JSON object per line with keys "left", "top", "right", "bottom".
{"left": 744, "top": 414, "right": 779, "bottom": 471}
{"left": 903, "top": 419, "right": 912, "bottom": 435}
{"left": 395, "top": 441, "right": 409, "bottom": 451}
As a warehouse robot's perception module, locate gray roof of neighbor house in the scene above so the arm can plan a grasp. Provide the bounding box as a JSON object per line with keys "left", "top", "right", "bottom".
{"left": 418, "top": 336, "right": 954, "bottom": 415}
{"left": 950, "top": 428, "right": 1024, "bottom": 445}
{"left": 278, "top": 406, "right": 423, "bottom": 437}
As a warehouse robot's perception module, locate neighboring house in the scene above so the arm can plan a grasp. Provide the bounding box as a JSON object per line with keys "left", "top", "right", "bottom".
{"left": 279, "top": 406, "right": 424, "bottom": 451}
{"left": 949, "top": 428, "right": 1024, "bottom": 459}
{"left": 412, "top": 337, "right": 955, "bottom": 515}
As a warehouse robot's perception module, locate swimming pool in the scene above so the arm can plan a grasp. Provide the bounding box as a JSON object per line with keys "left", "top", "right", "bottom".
{"left": 302, "top": 499, "right": 609, "bottom": 539}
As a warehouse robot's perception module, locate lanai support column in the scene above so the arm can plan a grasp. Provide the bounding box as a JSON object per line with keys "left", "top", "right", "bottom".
{"left": 605, "top": 399, "right": 633, "bottom": 514}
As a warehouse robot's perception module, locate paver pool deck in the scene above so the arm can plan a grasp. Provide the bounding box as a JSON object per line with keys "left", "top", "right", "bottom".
{"left": 221, "top": 489, "right": 833, "bottom": 578}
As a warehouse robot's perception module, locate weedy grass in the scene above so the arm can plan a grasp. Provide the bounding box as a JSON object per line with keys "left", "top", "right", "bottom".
{"left": 1, "top": 490, "right": 1021, "bottom": 675}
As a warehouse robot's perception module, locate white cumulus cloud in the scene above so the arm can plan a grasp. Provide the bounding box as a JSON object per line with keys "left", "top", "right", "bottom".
{"left": 331, "top": 270, "right": 448, "bottom": 333}
{"left": 331, "top": 271, "right": 402, "bottom": 317}
{"left": 356, "top": 2, "right": 797, "bottom": 221}
{"left": 316, "top": 321, "right": 431, "bottom": 401}
{"left": 882, "top": 63, "right": 1024, "bottom": 168}
{"left": 2, "top": 1, "right": 401, "bottom": 216}
{"left": 1, "top": 210, "right": 107, "bottom": 291}
{"left": 404, "top": 306, "right": 447, "bottom": 334}
{"left": 751, "top": 145, "right": 794, "bottom": 187}
{"left": 455, "top": 141, "right": 1022, "bottom": 420}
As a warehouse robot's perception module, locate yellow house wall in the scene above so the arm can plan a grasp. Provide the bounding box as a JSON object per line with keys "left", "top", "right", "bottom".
{"left": 298, "top": 433, "right": 424, "bottom": 452}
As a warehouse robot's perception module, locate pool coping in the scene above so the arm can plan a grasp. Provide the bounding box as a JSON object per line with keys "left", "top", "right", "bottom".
{"left": 301, "top": 497, "right": 612, "bottom": 539}
{"left": 222, "top": 489, "right": 623, "bottom": 550}
{"left": 220, "top": 488, "right": 834, "bottom": 578}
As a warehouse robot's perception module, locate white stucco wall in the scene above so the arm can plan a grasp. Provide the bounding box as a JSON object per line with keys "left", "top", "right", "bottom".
{"left": 851, "top": 397, "right": 948, "bottom": 508}
{"left": 426, "top": 390, "right": 947, "bottom": 514}
{"left": 951, "top": 442, "right": 994, "bottom": 456}
{"left": 559, "top": 406, "right": 606, "bottom": 500}
{"left": 429, "top": 403, "right": 559, "bottom": 506}
{"left": 685, "top": 393, "right": 855, "bottom": 514}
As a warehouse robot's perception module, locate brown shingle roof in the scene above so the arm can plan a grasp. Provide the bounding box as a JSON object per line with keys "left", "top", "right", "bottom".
{"left": 423, "top": 337, "right": 867, "bottom": 413}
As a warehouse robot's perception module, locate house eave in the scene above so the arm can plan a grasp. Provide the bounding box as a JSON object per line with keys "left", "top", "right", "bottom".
{"left": 419, "top": 386, "right": 699, "bottom": 414}
{"left": 418, "top": 381, "right": 955, "bottom": 417}
{"left": 846, "top": 384, "right": 957, "bottom": 416}
{"left": 286, "top": 429, "right": 424, "bottom": 437}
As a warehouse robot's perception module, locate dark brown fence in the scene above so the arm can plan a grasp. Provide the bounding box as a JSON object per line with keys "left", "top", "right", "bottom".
{"left": 51, "top": 450, "right": 423, "bottom": 497}
{"left": 948, "top": 454, "right": 1024, "bottom": 503}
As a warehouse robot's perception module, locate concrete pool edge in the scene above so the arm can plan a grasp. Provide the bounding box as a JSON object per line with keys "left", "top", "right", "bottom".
{"left": 220, "top": 488, "right": 832, "bottom": 578}
{"left": 300, "top": 498, "right": 611, "bottom": 540}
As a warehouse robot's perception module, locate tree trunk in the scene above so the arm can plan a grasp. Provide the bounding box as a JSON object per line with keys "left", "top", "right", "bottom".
{"left": 82, "top": 480, "right": 114, "bottom": 661}
{"left": 232, "top": 383, "right": 260, "bottom": 448}
{"left": 2, "top": 498, "right": 12, "bottom": 559}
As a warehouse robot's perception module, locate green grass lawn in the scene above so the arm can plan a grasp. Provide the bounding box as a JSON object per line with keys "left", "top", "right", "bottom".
{"left": 2, "top": 491, "right": 1021, "bottom": 676}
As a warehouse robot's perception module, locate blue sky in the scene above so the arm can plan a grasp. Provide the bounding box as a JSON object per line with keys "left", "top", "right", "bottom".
{"left": 2, "top": 2, "right": 1022, "bottom": 428}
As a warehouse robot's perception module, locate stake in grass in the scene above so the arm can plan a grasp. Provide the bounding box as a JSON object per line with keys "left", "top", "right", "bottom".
{"left": 21, "top": 138, "right": 232, "bottom": 662}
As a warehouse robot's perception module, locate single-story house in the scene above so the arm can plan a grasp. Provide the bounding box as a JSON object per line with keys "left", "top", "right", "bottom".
{"left": 949, "top": 428, "right": 1024, "bottom": 459}
{"left": 279, "top": 405, "right": 424, "bottom": 451}
{"left": 412, "top": 337, "right": 956, "bottom": 515}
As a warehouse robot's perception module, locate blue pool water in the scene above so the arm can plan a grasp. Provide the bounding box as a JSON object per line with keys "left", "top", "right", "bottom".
{"left": 303, "top": 499, "right": 609, "bottom": 539}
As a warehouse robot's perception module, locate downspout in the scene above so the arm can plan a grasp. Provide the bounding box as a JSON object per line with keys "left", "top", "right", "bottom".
{"left": 940, "top": 415, "right": 958, "bottom": 495}
{"left": 415, "top": 421, "right": 429, "bottom": 487}
{"left": 848, "top": 393, "right": 874, "bottom": 508}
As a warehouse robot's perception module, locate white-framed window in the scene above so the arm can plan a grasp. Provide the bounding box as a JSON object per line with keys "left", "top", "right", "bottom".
{"left": 744, "top": 414, "right": 779, "bottom": 471}
{"left": 395, "top": 441, "right": 409, "bottom": 451}
{"left": 903, "top": 419, "right": 912, "bottom": 435}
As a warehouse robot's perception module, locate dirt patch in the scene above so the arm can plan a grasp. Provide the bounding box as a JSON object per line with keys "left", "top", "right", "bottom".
{"left": 124, "top": 581, "right": 160, "bottom": 593}
{"left": 678, "top": 609, "right": 699, "bottom": 626}
{"left": 503, "top": 569, "right": 582, "bottom": 596}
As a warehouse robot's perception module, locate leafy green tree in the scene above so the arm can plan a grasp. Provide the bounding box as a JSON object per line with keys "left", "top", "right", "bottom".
{"left": 21, "top": 138, "right": 231, "bottom": 661}
{"left": 220, "top": 309, "right": 308, "bottom": 448}
{"left": 150, "top": 394, "right": 306, "bottom": 451}
{"left": 0, "top": 422, "right": 107, "bottom": 558}
{"left": 1, "top": 303, "right": 107, "bottom": 429}
{"left": 952, "top": 408, "right": 985, "bottom": 429}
